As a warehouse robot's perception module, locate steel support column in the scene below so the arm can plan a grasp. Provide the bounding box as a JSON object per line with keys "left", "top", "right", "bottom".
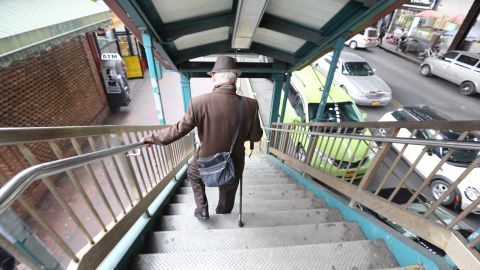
{"left": 315, "top": 36, "right": 345, "bottom": 122}
{"left": 142, "top": 30, "right": 166, "bottom": 125}
{"left": 179, "top": 72, "right": 191, "bottom": 112}
{"left": 269, "top": 74, "right": 286, "bottom": 128}
{"left": 0, "top": 209, "right": 61, "bottom": 270}
{"left": 280, "top": 72, "right": 292, "bottom": 122}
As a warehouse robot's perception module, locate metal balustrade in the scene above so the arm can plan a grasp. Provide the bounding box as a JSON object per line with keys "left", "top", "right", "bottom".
{"left": 267, "top": 121, "right": 480, "bottom": 270}
{"left": 0, "top": 126, "right": 195, "bottom": 269}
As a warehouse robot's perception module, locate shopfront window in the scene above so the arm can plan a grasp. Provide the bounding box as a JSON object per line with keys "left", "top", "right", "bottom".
{"left": 387, "top": 0, "right": 474, "bottom": 54}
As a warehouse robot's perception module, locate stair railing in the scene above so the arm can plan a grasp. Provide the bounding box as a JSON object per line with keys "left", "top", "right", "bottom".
{"left": 266, "top": 120, "right": 480, "bottom": 270}
{"left": 0, "top": 126, "right": 195, "bottom": 269}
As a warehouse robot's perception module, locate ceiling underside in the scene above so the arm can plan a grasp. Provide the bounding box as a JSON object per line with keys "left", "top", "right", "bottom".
{"left": 113, "top": 0, "right": 405, "bottom": 77}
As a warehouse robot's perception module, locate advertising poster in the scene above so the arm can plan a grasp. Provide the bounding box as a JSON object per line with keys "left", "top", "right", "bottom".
{"left": 123, "top": 55, "right": 144, "bottom": 79}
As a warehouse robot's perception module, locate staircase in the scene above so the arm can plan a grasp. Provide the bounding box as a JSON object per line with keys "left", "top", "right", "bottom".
{"left": 130, "top": 156, "right": 401, "bottom": 269}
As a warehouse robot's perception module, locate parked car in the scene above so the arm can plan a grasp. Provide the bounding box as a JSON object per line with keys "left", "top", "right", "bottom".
{"left": 280, "top": 66, "right": 373, "bottom": 180}
{"left": 358, "top": 188, "right": 476, "bottom": 262}
{"left": 314, "top": 52, "right": 392, "bottom": 106}
{"left": 378, "top": 105, "right": 480, "bottom": 214}
{"left": 420, "top": 50, "right": 480, "bottom": 96}
{"left": 345, "top": 27, "right": 379, "bottom": 49}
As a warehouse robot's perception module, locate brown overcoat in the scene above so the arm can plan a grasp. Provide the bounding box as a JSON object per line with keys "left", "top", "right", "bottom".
{"left": 151, "top": 86, "right": 263, "bottom": 175}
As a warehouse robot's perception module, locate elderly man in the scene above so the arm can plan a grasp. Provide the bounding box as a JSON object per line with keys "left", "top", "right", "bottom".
{"left": 144, "top": 56, "right": 263, "bottom": 221}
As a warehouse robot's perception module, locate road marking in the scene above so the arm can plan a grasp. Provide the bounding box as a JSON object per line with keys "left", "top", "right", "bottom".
{"left": 391, "top": 98, "right": 402, "bottom": 109}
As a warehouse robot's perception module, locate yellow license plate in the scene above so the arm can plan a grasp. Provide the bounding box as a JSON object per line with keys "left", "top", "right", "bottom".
{"left": 371, "top": 101, "right": 381, "bottom": 106}
{"left": 345, "top": 171, "right": 355, "bottom": 177}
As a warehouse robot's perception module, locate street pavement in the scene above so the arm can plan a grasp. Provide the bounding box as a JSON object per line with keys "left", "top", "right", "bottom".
{"left": 343, "top": 46, "right": 480, "bottom": 121}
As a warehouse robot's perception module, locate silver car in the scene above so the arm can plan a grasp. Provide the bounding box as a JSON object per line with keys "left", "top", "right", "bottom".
{"left": 420, "top": 50, "right": 480, "bottom": 96}
{"left": 314, "top": 52, "right": 392, "bottom": 106}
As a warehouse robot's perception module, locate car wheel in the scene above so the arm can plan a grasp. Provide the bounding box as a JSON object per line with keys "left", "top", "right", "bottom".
{"left": 349, "top": 41, "right": 357, "bottom": 49}
{"left": 295, "top": 143, "right": 307, "bottom": 163}
{"left": 431, "top": 179, "right": 456, "bottom": 207}
{"left": 420, "top": 65, "right": 431, "bottom": 77}
{"left": 459, "top": 81, "right": 476, "bottom": 96}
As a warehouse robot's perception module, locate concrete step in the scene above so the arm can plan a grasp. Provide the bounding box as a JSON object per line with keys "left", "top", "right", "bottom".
{"left": 156, "top": 208, "right": 342, "bottom": 231}
{"left": 172, "top": 189, "right": 314, "bottom": 203}
{"left": 144, "top": 222, "right": 364, "bottom": 253}
{"left": 132, "top": 240, "right": 398, "bottom": 269}
{"left": 164, "top": 198, "right": 327, "bottom": 215}
{"left": 181, "top": 177, "right": 295, "bottom": 187}
{"left": 177, "top": 183, "right": 302, "bottom": 194}
{"left": 243, "top": 170, "right": 287, "bottom": 175}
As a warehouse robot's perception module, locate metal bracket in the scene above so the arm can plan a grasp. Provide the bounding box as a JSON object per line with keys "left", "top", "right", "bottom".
{"left": 126, "top": 149, "right": 141, "bottom": 156}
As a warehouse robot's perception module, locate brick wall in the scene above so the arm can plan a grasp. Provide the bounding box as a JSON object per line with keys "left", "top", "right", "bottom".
{"left": 0, "top": 35, "right": 110, "bottom": 210}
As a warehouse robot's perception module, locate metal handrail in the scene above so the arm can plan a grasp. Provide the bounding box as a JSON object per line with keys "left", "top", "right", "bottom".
{"left": 264, "top": 127, "right": 480, "bottom": 150}
{"left": 0, "top": 125, "right": 167, "bottom": 145}
{"left": 0, "top": 142, "right": 144, "bottom": 214}
{"left": 268, "top": 123, "right": 480, "bottom": 269}
{"left": 272, "top": 120, "right": 480, "bottom": 130}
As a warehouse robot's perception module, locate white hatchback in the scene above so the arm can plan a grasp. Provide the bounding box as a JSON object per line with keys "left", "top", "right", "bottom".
{"left": 345, "top": 27, "right": 379, "bottom": 49}
{"left": 378, "top": 105, "right": 480, "bottom": 214}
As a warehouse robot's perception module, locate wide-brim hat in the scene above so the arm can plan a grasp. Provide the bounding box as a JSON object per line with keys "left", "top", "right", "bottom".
{"left": 207, "top": 56, "right": 241, "bottom": 76}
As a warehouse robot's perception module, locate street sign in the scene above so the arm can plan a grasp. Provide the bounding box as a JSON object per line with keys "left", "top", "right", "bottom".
{"left": 403, "top": 0, "right": 436, "bottom": 10}
{"left": 101, "top": 53, "right": 122, "bottom": 61}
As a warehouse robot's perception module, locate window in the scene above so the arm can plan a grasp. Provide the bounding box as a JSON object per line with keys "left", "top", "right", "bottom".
{"left": 342, "top": 62, "right": 374, "bottom": 76}
{"left": 292, "top": 95, "right": 305, "bottom": 122}
{"left": 308, "top": 102, "right": 362, "bottom": 123}
{"left": 441, "top": 52, "right": 459, "bottom": 62}
{"left": 456, "top": 55, "right": 479, "bottom": 67}
{"left": 367, "top": 29, "right": 378, "bottom": 37}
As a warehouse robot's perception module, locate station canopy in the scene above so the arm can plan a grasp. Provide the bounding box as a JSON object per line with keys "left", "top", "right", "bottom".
{"left": 108, "top": 0, "right": 403, "bottom": 78}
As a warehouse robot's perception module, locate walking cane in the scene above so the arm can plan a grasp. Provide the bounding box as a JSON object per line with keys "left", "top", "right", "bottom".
{"left": 238, "top": 176, "right": 244, "bottom": 227}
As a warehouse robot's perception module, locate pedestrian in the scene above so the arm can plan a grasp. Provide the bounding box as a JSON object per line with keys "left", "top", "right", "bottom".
{"left": 143, "top": 56, "right": 263, "bottom": 221}
{"left": 378, "top": 25, "right": 386, "bottom": 45}
{"left": 393, "top": 27, "right": 403, "bottom": 45}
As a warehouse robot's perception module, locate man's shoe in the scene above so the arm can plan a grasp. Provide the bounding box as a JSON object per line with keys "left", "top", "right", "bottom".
{"left": 194, "top": 209, "right": 209, "bottom": 221}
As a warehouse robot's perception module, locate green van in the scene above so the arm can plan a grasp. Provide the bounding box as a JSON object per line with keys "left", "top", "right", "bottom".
{"left": 280, "top": 66, "right": 373, "bottom": 181}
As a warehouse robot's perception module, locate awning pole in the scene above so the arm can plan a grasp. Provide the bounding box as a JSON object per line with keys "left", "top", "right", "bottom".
{"left": 142, "top": 30, "right": 166, "bottom": 125}
{"left": 179, "top": 72, "right": 191, "bottom": 113}
{"left": 314, "top": 36, "right": 345, "bottom": 122}
{"left": 280, "top": 72, "right": 292, "bottom": 123}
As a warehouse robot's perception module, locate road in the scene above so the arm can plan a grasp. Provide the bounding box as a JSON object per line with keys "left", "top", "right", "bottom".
{"left": 344, "top": 47, "right": 480, "bottom": 229}
{"left": 343, "top": 47, "right": 480, "bottom": 121}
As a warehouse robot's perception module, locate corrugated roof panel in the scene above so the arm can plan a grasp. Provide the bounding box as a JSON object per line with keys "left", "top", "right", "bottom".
{"left": 252, "top": 28, "right": 305, "bottom": 54}
{"left": 152, "top": 0, "right": 233, "bottom": 23}
{"left": 266, "top": 0, "right": 349, "bottom": 30}
{"left": 174, "top": 26, "right": 230, "bottom": 51}
{"left": 0, "top": 0, "right": 109, "bottom": 39}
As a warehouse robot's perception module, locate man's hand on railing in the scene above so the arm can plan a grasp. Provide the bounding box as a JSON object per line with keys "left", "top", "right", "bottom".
{"left": 142, "top": 135, "right": 156, "bottom": 147}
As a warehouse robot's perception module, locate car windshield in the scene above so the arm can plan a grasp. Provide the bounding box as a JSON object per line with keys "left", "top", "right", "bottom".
{"left": 417, "top": 129, "right": 480, "bottom": 165}
{"left": 308, "top": 102, "right": 363, "bottom": 123}
{"left": 343, "top": 62, "right": 374, "bottom": 76}
{"left": 407, "top": 203, "right": 473, "bottom": 232}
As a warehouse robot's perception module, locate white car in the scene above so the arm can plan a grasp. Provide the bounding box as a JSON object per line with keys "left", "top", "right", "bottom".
{"left": 314, "top": 52, "right": 392, "bottom": 106}
{"left": 379, "top": 105, "right": 480, "bottom": 214}
{"left": 345, "top": 27, "right": 379, "bottom": 49}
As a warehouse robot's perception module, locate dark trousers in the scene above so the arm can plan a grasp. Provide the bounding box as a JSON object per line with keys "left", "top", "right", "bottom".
{"left": 187, "top": 158, "right": 240, "bottom": 214}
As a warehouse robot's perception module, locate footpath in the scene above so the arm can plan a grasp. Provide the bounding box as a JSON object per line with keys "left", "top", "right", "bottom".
{"left": 378, "top": 40, "right": 423, "bottom": 64}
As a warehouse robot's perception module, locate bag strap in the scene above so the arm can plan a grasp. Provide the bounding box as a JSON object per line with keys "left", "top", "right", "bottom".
{"left": 228, "top": 95, "right": 243, "bottom": 155}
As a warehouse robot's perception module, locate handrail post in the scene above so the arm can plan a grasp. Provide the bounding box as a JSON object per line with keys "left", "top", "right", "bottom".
{"left": 349, "top": 127, "right": 399, "bottom": 207}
